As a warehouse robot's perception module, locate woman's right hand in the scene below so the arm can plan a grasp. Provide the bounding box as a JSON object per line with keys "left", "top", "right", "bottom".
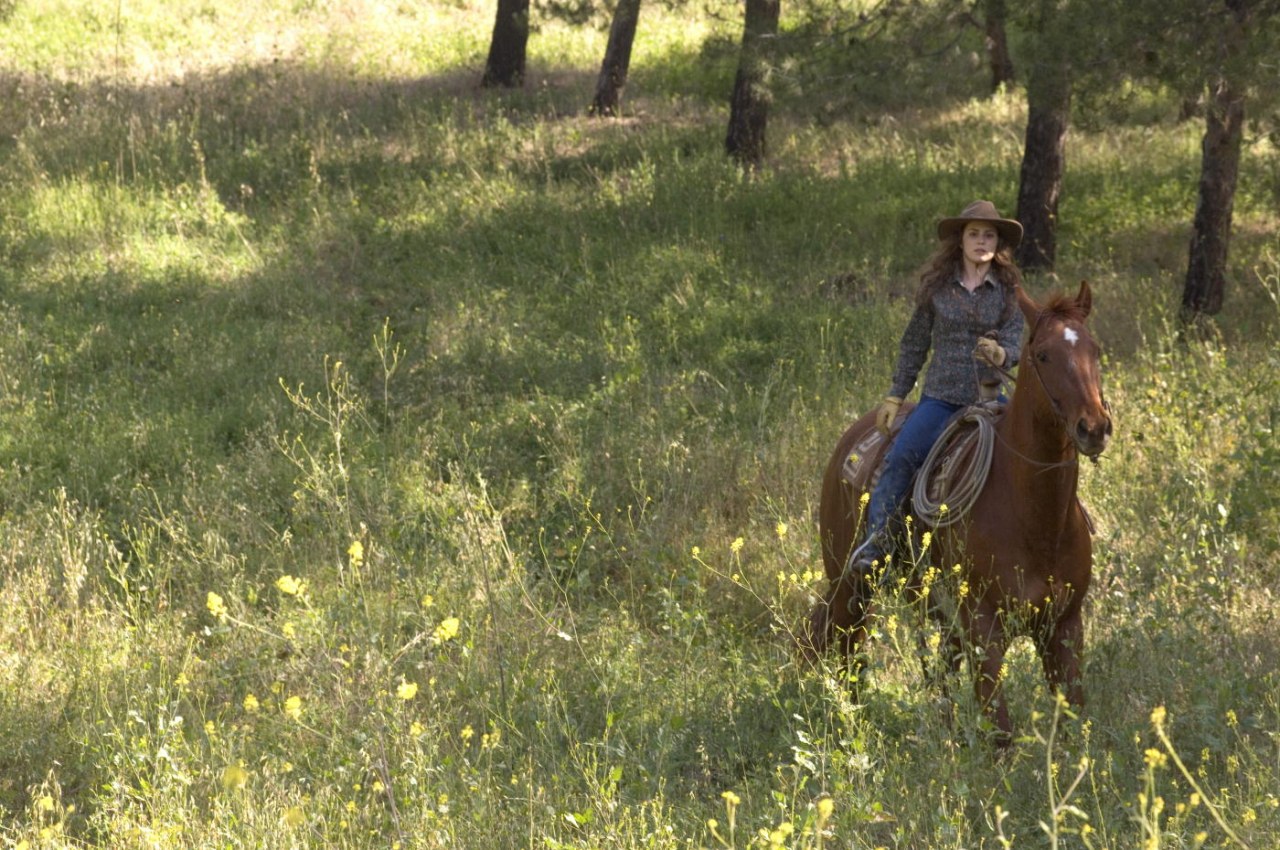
{"left": 875, "top": 396, "right": 903, "bottom": 436}
{"left": 973, "top": 336, "right": 1006, "bottom": 367}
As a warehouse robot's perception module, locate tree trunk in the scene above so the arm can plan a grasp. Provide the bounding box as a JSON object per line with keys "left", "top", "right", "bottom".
{"left": 1181, "top": 77, "right": 1245, "bottom": 319}
{"left": 1181, "top": 0, "right": 1251, "bottom": 322}
{"left": 725, "top": 0, "right": 780, "bottom": 169}
{"left": 591, "top": 0, "right": 642, "bottom": 116}
{"left": 482, "top": 0, "right": 530, "bottom": 88}
{"left": 979, "top": 0, "right": 1015, "bottom": 92}
{"left": 1014, "top": 59, "right": 1071, "bottom": 271}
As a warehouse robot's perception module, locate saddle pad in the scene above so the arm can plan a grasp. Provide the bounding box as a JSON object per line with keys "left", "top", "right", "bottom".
{"left": 840, "top": 428, "right": 891, "bottom": 495}
{"left": 839, "top": 405, "right": 913, "bottom": 496}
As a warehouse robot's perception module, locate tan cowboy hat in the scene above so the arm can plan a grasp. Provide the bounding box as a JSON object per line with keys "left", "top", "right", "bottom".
{"left": 937, "top": 200, "right": 1023, "bottom": 248}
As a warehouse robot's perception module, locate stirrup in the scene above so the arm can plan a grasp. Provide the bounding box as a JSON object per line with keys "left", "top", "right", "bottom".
{"left": 844, "top": 534, "right": 887, "bottom": 579}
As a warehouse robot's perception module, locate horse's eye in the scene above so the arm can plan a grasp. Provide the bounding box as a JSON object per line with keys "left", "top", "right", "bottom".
{"left": 1037, "top": 352, "right": 1049, "bottom": 364}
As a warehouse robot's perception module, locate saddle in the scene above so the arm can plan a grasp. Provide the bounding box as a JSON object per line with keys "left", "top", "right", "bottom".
{"left": 840, "top": 402, "right": 1006, "bottom": 528}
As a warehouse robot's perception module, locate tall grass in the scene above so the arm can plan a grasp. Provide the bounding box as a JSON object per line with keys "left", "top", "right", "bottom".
{"left": 1, "top": 0, "right": 1278, "bottom": 847}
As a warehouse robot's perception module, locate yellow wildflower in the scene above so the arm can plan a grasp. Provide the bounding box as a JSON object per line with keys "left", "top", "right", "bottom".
{"left": 221, "top": 764, "right": 249, "bottom": 790}
{"left": 206, "top": 591, "right": 228, "bottom": 620}
{"left": 348, "top": 540, "right": 364, "bottom": 568}
{"left": 396, "top": 679, "right": 419, "bottom": 701}
{"left": 730, "top": 537, "right": 744, "bottom": 554}
{"left": 284, "top": 696, "right": 303, "bottom": 721}
{"left": 276, "top": 575, "right": 304, "bottom": 596}
{"left": 283, "top": 806, "right": 305, "bottom": 827}
{"left": 243, "top": 694, "right": 260, "bottom": 713}
{"left": 775, "top": 521, "right": 788, "bottom": 539}
{"left": 434, "top": 617, "right": 460, "bottom": 643}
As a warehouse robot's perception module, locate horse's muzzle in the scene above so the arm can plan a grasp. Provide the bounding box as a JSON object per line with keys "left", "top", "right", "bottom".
{"left": 1073, "top": 414, "right": 1112, "bottom": 458}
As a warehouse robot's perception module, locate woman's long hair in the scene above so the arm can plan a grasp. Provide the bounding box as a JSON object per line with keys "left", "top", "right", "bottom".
{"left": 914, "top": 232, "right": 1023, "bottom": 315}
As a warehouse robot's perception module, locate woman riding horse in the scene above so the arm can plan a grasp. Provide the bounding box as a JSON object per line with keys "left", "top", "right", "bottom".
{"left": 808, "top": 276, "right": 1112, "bottom": 746}
{"left": 848, "top": 200, "right": 1025, "bottom": 582}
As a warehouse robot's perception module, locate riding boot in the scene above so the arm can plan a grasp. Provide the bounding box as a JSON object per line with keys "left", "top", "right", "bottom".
{"left": 844, "top": 528, "right": 892, "bottom": 587}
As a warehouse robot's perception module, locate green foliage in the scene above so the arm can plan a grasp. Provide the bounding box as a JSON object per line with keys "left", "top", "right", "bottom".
{"left": 1, "top": 1, "right": 1279, "bottom": 848}
{"left": 772, "top": 0, "right": 997, "bottom": 120}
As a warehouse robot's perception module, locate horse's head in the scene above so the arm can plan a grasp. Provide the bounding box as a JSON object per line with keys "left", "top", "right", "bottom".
{"left": 1017, "top": 281, "right": 1113, "bottom": 458}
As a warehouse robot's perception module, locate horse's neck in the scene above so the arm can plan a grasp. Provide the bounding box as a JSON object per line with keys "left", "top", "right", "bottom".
{"left": 1000, "top": 387, "right": 1079, "bottom": 527}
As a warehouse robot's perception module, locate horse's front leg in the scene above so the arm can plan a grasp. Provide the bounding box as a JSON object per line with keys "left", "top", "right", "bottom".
{"left": 802, "top": 573, "right": 873, "bottom": 692}
{"left": 919, "top": 627, "right": 963, "bottom": 730}
{"left": 968, "top": 606, "right": 1013, "bottom": 748}
{"left": 1039, "top": 609, "right": 1086, "bottom": 709}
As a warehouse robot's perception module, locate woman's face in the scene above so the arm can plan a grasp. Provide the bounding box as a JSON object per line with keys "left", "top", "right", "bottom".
{"left": 961, "top": 221, "right": 1000, "bottom": 266}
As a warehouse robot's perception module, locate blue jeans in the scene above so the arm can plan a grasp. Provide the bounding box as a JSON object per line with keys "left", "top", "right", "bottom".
{"left": 863, "top": 396, "right": 964, "bottom": 555}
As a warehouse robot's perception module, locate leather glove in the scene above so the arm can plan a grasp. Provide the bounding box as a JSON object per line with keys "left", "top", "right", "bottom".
{"left": 874, "top": 396, "right": 903, "bottom": 436}
{"left": 973, "top": 336, "right": 1006, "bottom": 367}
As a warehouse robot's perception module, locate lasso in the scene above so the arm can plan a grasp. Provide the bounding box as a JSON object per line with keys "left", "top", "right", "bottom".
{"left": 911, "top": 405, "right": 1000, "bottom": 528}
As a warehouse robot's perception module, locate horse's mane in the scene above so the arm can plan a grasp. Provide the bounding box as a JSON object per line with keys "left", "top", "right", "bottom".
{"left": 1035, "top": 291, "right": 1089, "bottom": 329}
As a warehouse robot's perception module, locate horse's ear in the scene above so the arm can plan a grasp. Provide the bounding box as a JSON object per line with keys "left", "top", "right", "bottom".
{"left": 1016, "top": 284, "right": 1040, "bottom": 325}
{"left": 1076, "top": 280, "right": 1093, "bottom": 318}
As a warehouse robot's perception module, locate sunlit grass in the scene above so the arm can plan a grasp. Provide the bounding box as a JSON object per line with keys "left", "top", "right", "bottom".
{"left": 0, "top": 0, "right": 496, "bottom": 81}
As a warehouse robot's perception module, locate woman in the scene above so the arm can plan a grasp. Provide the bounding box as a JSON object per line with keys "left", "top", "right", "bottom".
{"left": 847, "top": 199, "right": 1025, "bottom": 580}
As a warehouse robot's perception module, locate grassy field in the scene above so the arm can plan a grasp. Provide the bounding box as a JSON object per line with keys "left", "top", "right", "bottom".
{"left": 2, "top": 1, "right": 1278, "bottom": 847}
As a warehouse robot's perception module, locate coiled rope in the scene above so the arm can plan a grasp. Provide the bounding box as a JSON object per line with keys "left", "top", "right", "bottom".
{"left": 911, "top": 405, "right": 1000, "bottom": 528}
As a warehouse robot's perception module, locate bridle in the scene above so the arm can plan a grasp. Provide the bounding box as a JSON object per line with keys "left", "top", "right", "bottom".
{"left": 979, "top": 312, "right": 1110, "bottom": 465}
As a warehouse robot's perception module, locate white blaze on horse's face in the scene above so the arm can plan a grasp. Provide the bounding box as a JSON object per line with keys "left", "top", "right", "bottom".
{"left": 1063, "top": 327, "right": 1079, "bottom": 346}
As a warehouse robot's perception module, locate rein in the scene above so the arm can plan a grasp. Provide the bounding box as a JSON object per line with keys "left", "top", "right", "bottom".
{"left": 979, "top": 317, "right": 1065, "bottom": 420}
{"left": 976, "top": 314, "right": 1105, "bottom": 470}
{"left": 993, "top": 423, "right": 1081, "bottom": 472}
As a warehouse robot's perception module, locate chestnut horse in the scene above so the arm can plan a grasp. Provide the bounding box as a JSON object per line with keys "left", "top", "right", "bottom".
{"left": 806, "top": 281, "right": 1111, "bottom": 745}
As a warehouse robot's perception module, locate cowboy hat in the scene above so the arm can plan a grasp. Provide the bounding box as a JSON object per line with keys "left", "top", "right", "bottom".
{"left": 937, "top": 200, "right": 1023, "bottom": 248}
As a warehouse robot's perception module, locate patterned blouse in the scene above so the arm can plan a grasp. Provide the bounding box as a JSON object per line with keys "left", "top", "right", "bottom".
{"left": 888, "top": 272, "right": 1023, "bottom": 406}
